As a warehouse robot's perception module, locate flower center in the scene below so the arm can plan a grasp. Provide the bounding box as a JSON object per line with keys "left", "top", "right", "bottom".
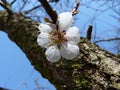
{"left": 50, "top": 30, "right": 67, "bottom": 46}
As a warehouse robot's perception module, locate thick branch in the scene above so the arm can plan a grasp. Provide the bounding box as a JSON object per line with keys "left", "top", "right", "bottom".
{"left": 0, "top": 11, "right": 120, "bottom": 90}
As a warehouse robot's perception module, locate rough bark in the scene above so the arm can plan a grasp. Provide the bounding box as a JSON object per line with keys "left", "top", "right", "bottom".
{"left": 0, "top": 11, "right": 120, "bottom": 90}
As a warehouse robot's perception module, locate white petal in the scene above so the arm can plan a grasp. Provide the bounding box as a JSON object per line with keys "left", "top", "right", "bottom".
{"left": 60, "top": 43, "right": 79, "bottom": 60}
{"left": 37, "top": 32, "right": 50, "bottom": 48}
{"left": 38, "top": 23, "right": 55, "bottom": 33}
{"left": 45, "top": 45, "right": 61, "bottom": 62}
{"left": 57, "top": 12, "right": 73, "bottom": 31}
{"left": 65, "top": 27, "right": 80, "bottom": 44}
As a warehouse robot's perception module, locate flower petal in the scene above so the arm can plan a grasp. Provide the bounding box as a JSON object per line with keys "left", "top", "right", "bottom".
{"left": 37, "top": 32, "right": 50, "bottom": 48}
{"left": 60, "top": 43, "right": 79, "bottom": 60}
{"left": 57, "top": 12, "right": 73, "bottom": 31}
{"left": 45, "top": 45, "right": 61, "bottom": 62}
{"left": 65, "top": 27, "right": 80, "bottom": 44}
{"left": 38, "top": 23, "right": 55, "bottom": 33}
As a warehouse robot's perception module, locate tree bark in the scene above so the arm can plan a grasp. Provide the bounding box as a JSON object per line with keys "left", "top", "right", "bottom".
{"left": 0, "top": 11, "right": 120, "bottom": 90}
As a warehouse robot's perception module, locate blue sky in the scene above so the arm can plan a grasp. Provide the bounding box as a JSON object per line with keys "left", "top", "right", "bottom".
{"left": 0, "top": 32, "right": 55, "bottom": 90}
{"left": 0, "top": 0, "right": 120, "bottom": 90}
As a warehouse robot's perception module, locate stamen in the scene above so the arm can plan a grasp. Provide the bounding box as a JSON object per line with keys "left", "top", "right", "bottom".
{"left": 49, "top": 30, "right": 67, "bottom": 46}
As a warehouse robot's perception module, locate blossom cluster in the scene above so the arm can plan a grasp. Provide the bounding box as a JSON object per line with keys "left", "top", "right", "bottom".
{"left": 37, "top": 12, "right": 80, "bottom": 62}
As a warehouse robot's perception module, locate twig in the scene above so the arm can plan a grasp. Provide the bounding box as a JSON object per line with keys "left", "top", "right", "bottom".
{"left": 47, "top": 0, "right": 59, "bottom": 3}
{"left": 38, "top": 0, "right": 58, "bottom": 24}
{"left": 23, "top": 5, "right": 41, "bottom": 14}
{"left": 95, "top": 38, "right": 120, "bottom": 43}
{"left": 86, "top": 25, "right": 93, "bottom": 40}
{"left": 71, "top": 2, "right": 80, "bottom": 15}
{"left": 10, "top": 0, "right": 17, "bottom": 5}
{"left": 19, "top": 0, "right": 28, "bottom": 12}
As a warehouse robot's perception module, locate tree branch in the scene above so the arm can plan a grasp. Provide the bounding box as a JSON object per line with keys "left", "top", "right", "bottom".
{"left": 0, "top": 11, "right": 120, "bottom": 90}
{"left": 38, "top": 0, "right": 58, "bottom": 24}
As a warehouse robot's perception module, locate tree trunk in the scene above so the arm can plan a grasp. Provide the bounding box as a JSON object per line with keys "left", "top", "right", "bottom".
{"left": 0, "top": 12, "right": 120, "bottom": 90}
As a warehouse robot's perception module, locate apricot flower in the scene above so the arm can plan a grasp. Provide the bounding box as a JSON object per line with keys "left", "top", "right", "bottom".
{"left": 37, "top": 12, "right": 80, "bottom": 62}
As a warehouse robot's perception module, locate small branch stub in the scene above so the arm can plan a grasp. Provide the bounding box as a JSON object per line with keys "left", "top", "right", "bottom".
{"left": 87, "top": 25, "right": 93, "bottom": 40}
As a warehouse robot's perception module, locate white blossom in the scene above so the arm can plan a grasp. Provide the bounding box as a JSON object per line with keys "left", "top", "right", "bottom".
{"left": 37, "top": 12, "right": 80, "bottom": 62}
